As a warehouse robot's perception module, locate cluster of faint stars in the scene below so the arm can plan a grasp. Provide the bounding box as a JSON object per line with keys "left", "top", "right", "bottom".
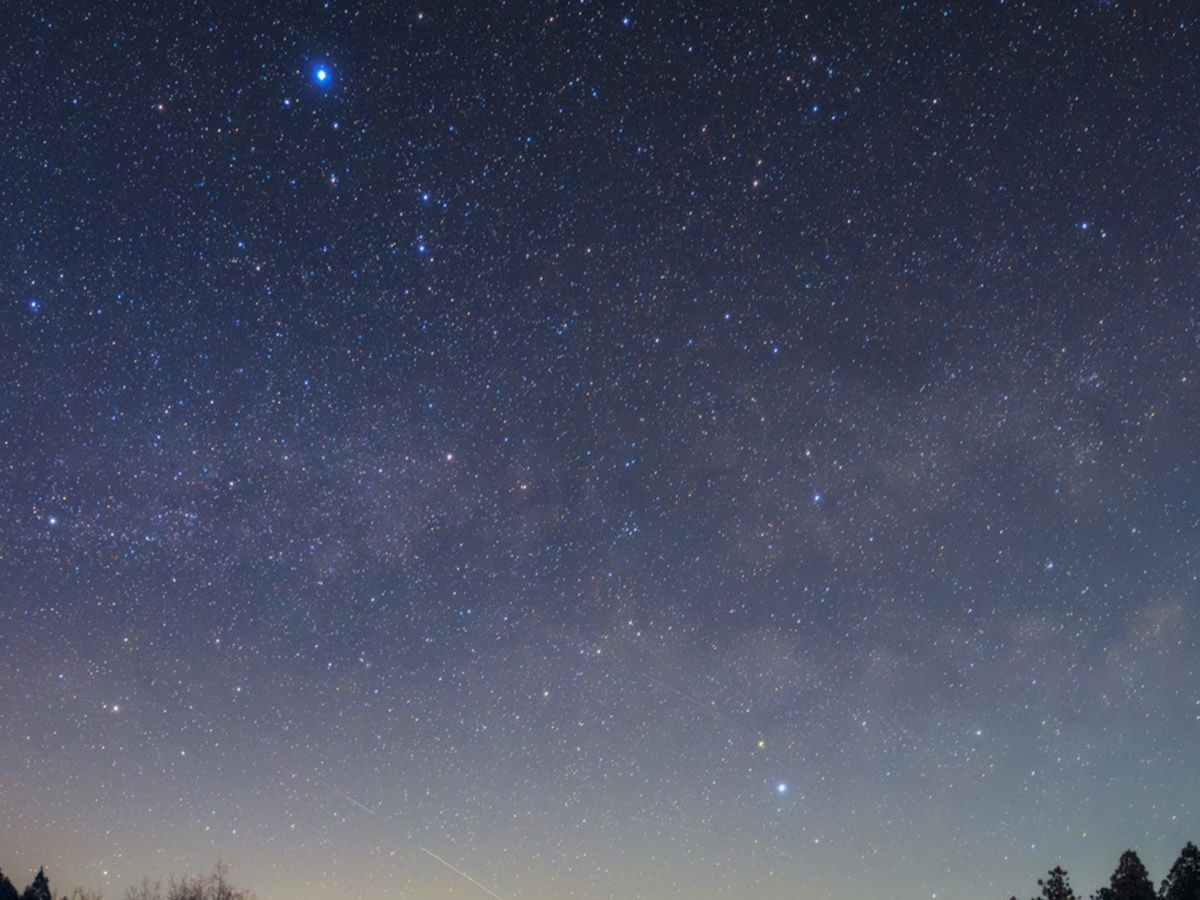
{"left": 3, "top": 4, "right": 1198, "bottom": 900}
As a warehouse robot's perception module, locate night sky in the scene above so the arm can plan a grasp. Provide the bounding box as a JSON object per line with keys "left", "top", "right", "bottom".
{"left": 3, "top": 2, "right": 1199, "bottom": 899}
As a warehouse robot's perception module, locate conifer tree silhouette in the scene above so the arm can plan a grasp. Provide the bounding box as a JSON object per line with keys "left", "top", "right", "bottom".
{"left": 0, "top": 870, "right": 19, "bottom": 900}
{"left": 21, "top": 868, "right": 52, "bottom": 900}
{"left": 1037, "top": 866, "right": 1078, "bottom": 900}
{"left": 1108, "top": 850, "right": 1155, "bottom": 900}
{"left": 1160, "top": 843, "right": 1200, "bottom": 900}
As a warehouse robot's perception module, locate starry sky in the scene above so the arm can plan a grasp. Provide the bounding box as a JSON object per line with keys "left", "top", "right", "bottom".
{"left": 2, "top": 2, "right": 1199, "bottom": 899}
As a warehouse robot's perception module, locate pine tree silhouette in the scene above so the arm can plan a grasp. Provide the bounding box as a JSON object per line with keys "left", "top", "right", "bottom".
{"left": 0, "top": 870, "right": 20, "bottom": 900}
{"left": 1160, "top": 843, "right": 1200, "bottom": 900}
{"left": 1038, "top": 866, "right": 1079, "bottom": 900}
{"left": 21, "top": 868, "right": 52, "bottom": 900}
{"left": 1109, "top": 850, "right": 1155, "bottom": 900}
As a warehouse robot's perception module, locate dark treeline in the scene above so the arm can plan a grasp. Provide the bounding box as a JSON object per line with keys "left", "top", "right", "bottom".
{"left": 3, "top": 844, "right": 1197, "bottom": 899}
{"left": 1016, "top": 843, "right": 1200, "bottom": 900}
{"left": 0, "top": 863, "right": 253, "bottom": 900}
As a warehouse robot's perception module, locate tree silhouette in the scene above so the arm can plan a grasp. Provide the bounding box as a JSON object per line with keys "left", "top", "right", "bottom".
{"left": 21, "top": 868, "right": 52, "bottom": 900}
{"left": 165, "top": 874, "right": 203, "bottom": 900}
{"left": 206, "top": 863, "right": 235, "bottom": 900}
{"left": 0, "top": 870, "right": 19, "bottom": 900}
{"left": 1160, "top": 843, "right": 1200, "bottom": 900}
{"left": 0, "top": 863, "right": 251, "bottom": 900}
{"left": 123, "top": 878, "right": 162, "bottom": 900}
{"left": 1108, "top": 850, "right": 1155, "bottom": 900}
{"left": 163, "top": 864, "right": 251, "bottom": 900}
{"left": 1037, "top": 866, "right": 1079, "bottom": 900}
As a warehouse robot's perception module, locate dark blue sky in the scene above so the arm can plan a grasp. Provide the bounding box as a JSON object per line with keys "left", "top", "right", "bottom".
{"left": 2, "top": 2, "right": 1198, "bottom": 899}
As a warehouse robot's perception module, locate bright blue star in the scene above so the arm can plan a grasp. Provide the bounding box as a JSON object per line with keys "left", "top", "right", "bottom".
{"left": 315, "top": 67, "right": 329, "bottom": 84}
{"left": 776, "top": 782, "right": 788, "bottom": 794}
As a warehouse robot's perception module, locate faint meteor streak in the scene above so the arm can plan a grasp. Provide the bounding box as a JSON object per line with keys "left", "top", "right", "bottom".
{"left": 644, "top": 672, "right": 713, "bottom": 713}
{"left": 628, "top": 814, "right": 710, "bottom": 835}
{"left": 316, "top": 779, "right": 376, "bottom": 815}
{"left": 420, "top": 847, "right": 507, "bottom": 900}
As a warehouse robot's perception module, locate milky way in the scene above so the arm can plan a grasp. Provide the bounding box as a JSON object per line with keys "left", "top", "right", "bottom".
{"left": 2, "top": 3, "right": 1198, "bottom": 899}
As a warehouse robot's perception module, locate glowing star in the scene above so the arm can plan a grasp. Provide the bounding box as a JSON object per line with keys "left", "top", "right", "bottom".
{"left": 316, "top": 67, "right": 329, "bottom": 83}
{"left": 776, "top": 782, "right": 787, "bottom": 794}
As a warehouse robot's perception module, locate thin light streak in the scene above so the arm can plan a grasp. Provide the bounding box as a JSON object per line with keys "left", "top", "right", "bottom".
{"left": 316, "top": 779, "right": 376, "bottom": 815}
{"left": 420, "top": 847, "right": 507, "bottom": 900}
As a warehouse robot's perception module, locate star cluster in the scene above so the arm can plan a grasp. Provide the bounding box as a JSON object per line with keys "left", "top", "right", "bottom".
{"left": 2, "top": 3, "right": 1199, "bottom": 900}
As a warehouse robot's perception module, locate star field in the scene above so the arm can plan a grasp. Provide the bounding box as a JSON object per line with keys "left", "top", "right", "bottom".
{"left": 2, "top": 3, "right": 1199, "bottom": 900}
